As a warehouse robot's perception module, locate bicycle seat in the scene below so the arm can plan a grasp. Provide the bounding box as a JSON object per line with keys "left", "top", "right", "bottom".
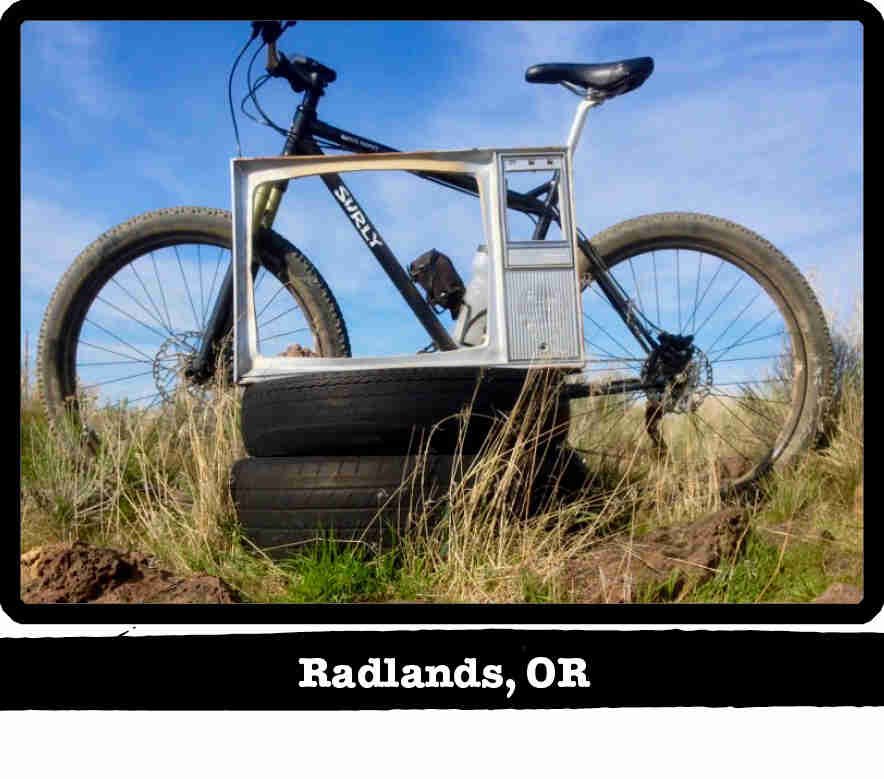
{"left": 525, "top": 57, "right": 653, "bottom": 97}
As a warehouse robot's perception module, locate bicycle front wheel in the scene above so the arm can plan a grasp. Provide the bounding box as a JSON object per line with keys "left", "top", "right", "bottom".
{"left": 37, "top": 206, "right": 350, "bottom": 443}
{"left": 574, "top": 212, "right": 833, "bottom": 492}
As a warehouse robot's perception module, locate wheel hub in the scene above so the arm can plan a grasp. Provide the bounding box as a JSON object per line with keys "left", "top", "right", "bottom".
{"left": 641, "top": 332, "right": 713, "bottom": 414}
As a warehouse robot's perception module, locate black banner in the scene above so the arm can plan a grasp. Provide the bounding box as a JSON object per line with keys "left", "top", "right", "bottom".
{"left": 2, "top": 630, "right": 881, "bottom": 709}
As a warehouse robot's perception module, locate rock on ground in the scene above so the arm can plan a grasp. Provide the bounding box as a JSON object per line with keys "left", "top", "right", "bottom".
{"left": 563, "top": 508, "right": 749, "bottom": 603}
{"left": 813, "top": 582, "right": 863, "bottom": 604}
{"left": 20, "top": 541, "right": 239, "bottom": 604}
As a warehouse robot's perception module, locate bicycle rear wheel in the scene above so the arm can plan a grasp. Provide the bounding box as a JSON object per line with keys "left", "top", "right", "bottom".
{"left": 37, "top": 206, "right": 350, "bottom": 445}
{"left": 574, "top": 212, "right": 833, "bottom": 493}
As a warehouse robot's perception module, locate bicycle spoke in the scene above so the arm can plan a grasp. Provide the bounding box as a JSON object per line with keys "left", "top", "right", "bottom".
{"left": 712, "top": 354, "right": 787, "bottom": 364}
{"left": 258, "top": 303, "right": 305, "bottom": 333}
{"left": 708, "top": 393, "right": 778, "bottom": 442}
{"left": 79, "top": 369, "right": 157, "bottom": 391}
{"left": 255, "top": 267, "right": 268, "bottom": 294}
{"left": 709, "top": 391, "right": 792, "bottom": 405}
{"left": 82, "top": 319, "right": 157, "bottom": 363}
{"left": 676, "top": 248, "right": 681, "bottom": 333}
{"left": 78, "top": 358, "right": 153, "bottom": 368}
{"left": 708, "top": 325, "right": 784, "bottom": 362}
{"left": 572, "top": 395, "right": 642, "bottom": 451}
{"left": 150, "top": 250, "right": 174, "bottom": 334}
{"left": 105, "top": 278, "right": 172, "bottom": 338}
{"left": 256, "top": 326, "right": 314, "bottom": 345}
{"left": 173, "top": 244, "right": 202, "bottom": 331}
{"left": 652, "top": 250, "right": 660, "bottom": 327}
{"left": 689, "top": 258, "right": 725, "bottom": 334}
{"left": 704, "top": 290, "right": 762, "bottom": 354}
{"left": 255, "top": 280, "right": 288, "bottom": 321}
{"left": 687, "top": 408, "right": 757, "bottom": 462}
{"left": 197, "top": 244, "right": 206, "bottom": 330}
{"left": 714, "top": 377, "right": 789, "bottom": 388}
{"left": 711, "top": 391, "right": 784, "bottom": 430}
{"left": 587, "top": 280, "right": 651, "bottom": 347}
{"left": 691, "top": 250, "right": 703, "bottom": 334}
{"left": 205, "top": 246, "right": 227, "bottom": 320}
{"left": 584, "top": 309, "right": 643, "bottom": 363}
{"left": 627, "top": 256, "right": 647, "bottom": 316}
{"left": 127, "top": 261, "right": 171, "bottom": 333}
{"left": 694, "top": 273, "right": 743, "bottom": 338}
{"left": 79, "top": 338, "right": 154, "bottom": 364}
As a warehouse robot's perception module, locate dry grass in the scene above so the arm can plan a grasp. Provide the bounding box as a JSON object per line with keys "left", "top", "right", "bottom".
{"left": 19, "top": 294, "right": 862, "bottom": 603}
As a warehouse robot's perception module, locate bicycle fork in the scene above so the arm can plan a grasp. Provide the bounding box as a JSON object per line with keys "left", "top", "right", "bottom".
{"left": 186, "top": 119, "right": 303, "bottom": 383}
{"left": 184, "top": 263, "right": 236, "bottom": 384}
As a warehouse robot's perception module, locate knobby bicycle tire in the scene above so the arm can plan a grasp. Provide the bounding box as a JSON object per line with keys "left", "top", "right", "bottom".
{"left": 37, "top": 206, "right": 350, "bottom": 446}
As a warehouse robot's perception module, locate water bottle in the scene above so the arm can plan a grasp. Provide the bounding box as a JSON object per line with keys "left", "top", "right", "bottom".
{"left": 454, "top": 244, "right": 489, "bottom": 346}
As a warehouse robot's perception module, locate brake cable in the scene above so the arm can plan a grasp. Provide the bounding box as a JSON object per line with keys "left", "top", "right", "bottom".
{"left": 243, "top": 42, "right": 290, "bottom": 136}
{"left": 228, "top": 22, "right": 297, "bottom": 156}
{"left": 228, "top": 29, "right": 261, "bottom": 157}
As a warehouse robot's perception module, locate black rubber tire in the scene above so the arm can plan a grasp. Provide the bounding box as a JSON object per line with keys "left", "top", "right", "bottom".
{"left": 37, "top": 207, "right": 350, "bottom": 442}
{"left": 576, "top": 212, "right": 835, "bottom": 489}
{"left": 231, "top": 454, "right": 464, "bottom": 557}
{"left": 240, "top": 367, "right": 570, "bottom": 457}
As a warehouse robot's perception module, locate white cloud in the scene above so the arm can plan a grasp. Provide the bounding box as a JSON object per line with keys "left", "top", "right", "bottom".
{"left": 20, "top": 195, "right": 105, "bottom": 299}
{"left": 27, "top": 22, "right": 136, "bottom": 124}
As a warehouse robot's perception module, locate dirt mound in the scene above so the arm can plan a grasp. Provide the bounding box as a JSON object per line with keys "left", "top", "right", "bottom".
{"left": 564, "top": 508, "right": 749, "bottom": 603}
{"left": 20, "top": 541, "right": 239, "bottom": 604}
{"left": 813, "top": 582, "right": 862, "bottom": 604}
{"left": 278, "top": 343, "right": 318, "bottom": 358}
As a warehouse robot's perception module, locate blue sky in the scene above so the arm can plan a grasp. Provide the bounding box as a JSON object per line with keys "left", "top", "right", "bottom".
{"left": 20, "top": 19, "right": 863, "bottom": 365}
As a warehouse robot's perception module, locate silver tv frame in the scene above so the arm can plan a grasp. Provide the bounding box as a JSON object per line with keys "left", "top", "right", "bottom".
{"left": 231, "top": 147, "right": 585, "bottom": 384}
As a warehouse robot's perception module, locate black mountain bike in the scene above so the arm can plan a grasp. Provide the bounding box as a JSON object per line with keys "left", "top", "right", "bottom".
{"left": 37, "top": 21, "right": 834, "bottom": 492}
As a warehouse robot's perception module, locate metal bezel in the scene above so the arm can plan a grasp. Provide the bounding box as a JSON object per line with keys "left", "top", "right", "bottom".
{"left": 231, "top": 147, "right": 585, "bottom": 383}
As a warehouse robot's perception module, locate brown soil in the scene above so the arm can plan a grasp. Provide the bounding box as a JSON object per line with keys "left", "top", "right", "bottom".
{"left": 20, "top": 541, "right": 239, "bottom": 604}
{"left": 563, "top": 508, "right": 749, "bottom": 603}
{"left": 21, "top": 512, "right": 855, "bottom": 605}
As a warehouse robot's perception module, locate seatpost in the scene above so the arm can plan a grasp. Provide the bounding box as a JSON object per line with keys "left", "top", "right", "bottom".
{"left": 563, "top": 85, "right": 604, "bottom": 155}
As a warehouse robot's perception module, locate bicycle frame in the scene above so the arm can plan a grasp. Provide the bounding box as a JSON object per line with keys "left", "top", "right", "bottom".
{"left": 189, "top": 64, "right": 659, "bottom": 387}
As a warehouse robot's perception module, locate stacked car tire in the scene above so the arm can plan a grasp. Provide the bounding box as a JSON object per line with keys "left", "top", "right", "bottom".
{"left": 231, "top": 367, "right": 572, "bottom": 558}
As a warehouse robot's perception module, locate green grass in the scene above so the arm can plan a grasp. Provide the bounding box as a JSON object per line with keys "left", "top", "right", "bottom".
{"left": 267, "top": 540, "right": 427, "bottom": 603}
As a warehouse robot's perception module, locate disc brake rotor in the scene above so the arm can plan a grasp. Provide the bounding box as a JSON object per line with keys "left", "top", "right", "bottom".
{"left": 152, "top": 331, "right": 205, "bottom": 404}
{"left": 641, "top": 334, "right": 713, "bottom": 414}
{"left": 647, "top": 347, "right": 713, "bottom": 414}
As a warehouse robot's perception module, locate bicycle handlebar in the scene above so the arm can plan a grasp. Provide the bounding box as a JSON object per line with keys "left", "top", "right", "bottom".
{"left": 251, "top": 20, "right": 337, "bottom": 94}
